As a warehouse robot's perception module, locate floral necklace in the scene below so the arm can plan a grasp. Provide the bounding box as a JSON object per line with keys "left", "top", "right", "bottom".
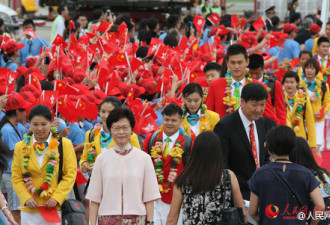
{"left": 150, "top": 126, "right": 185, "bottom": 194}
{"left": 223, "top": 70, "right": 252, "bottom": 114}
{"left": 315, "top": 55, "right": 330, "bottom": 81}
{"left": 85, "top": 123, "right": 102, "bottom": 168}
{"left": 182, "top": 103, "right": 210, "bottom": 139}
{"left": 22, "top": 127, "right": 60, "bottom": 198}
{"left": 262, "top": 73, "right": 272, "bottom": 92}
{"left": 284, "top": 88, "right": 306, "bottom": 132}
{"left": 301, "top": 73, "right": 322, "bottom": 103}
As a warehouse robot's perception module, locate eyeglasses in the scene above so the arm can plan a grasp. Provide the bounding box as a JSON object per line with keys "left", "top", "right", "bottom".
{"left": 111, "top": 125, "right": 131, "bottom": 132}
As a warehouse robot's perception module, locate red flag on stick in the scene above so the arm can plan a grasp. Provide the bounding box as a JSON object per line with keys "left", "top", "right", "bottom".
{"left": 38, "top": 206, "right": 61, "bottom": 223}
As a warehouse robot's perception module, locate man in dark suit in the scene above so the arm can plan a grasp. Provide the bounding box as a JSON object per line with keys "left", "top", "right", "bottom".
{"left": 214, "top": 83, "right": 277, "bottom": 201}
{"left": 265, "top": 6, "right": 276, "bottom": 32}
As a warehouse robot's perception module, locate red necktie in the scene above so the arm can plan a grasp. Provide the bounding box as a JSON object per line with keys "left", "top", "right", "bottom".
{"left": 249, "top": 123, "right": 259, "bottom": 169}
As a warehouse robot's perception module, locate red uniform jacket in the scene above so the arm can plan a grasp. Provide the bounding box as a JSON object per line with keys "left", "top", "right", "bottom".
{"left": 144, "top": 132, "right": 189, "bottom": 204}
{"left": 205, "top": 77, "right": 280, "bottom": 124}
{"left": 270, "top": 79, "right": 287, "bottom": 125}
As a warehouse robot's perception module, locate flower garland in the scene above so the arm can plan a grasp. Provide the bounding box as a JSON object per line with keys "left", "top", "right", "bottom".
{"left": 301, "top": 73, "right": 322, "bottom": 103}
{"left": 22, "top": 127, "right": 60, "bottom": 198}
{"left": 150, "top": 126, "right": 185, "bottom": 194}
{"left": 223, "top": 70, "right": 252, "bottom": 114}
{"left": 315, "top": 55, "right": 330, "bottom": 81}
{"left": 262, "top": 73, "right": 271, "bottom": 92}
{"left": 85, "top": 123, "right": 102, "bottom": 168}
{"left": 285, "top": 88, "right": 306, "bottom": 132}
{"left": 182, "top": 103, "right": 211, "bottom": 138}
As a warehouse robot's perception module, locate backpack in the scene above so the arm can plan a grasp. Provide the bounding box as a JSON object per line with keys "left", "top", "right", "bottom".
{"left": 321, "top": 80, "right": 327, "bottom": 102}
{"left": 267, "top": 75, "right": 278, "bottom": 106}
{"left": 58, "top": 137, "right": 87, "bottom": 225}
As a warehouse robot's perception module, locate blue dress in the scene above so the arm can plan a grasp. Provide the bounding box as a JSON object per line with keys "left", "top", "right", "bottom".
{"left": 248, "top": 162, "right": 320, "bottom": 225}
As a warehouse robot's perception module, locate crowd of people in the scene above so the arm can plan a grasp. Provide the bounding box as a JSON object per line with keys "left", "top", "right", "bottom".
{"left": 0, "top": 0, "right": 329, "bottom": 224}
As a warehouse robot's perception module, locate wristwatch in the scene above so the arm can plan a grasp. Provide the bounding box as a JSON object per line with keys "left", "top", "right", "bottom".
{"left": 146, "top": 221, "right": 154, "bottom": 225}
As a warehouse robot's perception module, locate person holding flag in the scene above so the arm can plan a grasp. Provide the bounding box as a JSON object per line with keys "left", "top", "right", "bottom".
{"left": 11, "top": 104, "right": 77, "bottom": 225}
{"left": 300, "top": 58, "right": 330, "bottom": 151}
{"left": 19, "top": 19, "right": 49, "bottom": 66}
{"left": 181, "top": 83, "right": 219, "bottom": 140}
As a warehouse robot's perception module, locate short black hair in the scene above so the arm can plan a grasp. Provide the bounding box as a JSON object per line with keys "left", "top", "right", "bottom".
{"left": 29, "top": 104, "right": 52, "bottom": 122}
{"left": 289, "top": 12, "right": 300, "bottom": 23}
{"left": 92, "top": 9, "right": 103, "bottom": 20}
{"left": 203, "top": 62, "right": 221, "bottom": 74}
{"left": 166, "top": 15, "right": 180, "bottom": 29}
{"left": 241, "top": 83, "right": 268, "bottom": 102}
{"left": 162, "top": 103, "right": 183, "bottom": 117}
{"left": 40, "top": 80, "right": 54, "bottom": 90}
{"left": 226, "top": 44, "right": 248, "bottom": 62}
{"left": 317, "top": 36, "right": 330, "bottom": 46}
{"left": 148, "top": 17, "right": 159, "bottom": 31}
{"left": 99, "top": 96, "right": 122, "bottom": 111}
{"left": 182, "top": 83, "right": 203, "bottom": 99}
{"left": 267, "top": 126, "right": 296, "bottom": 156}
{"left": 135, "top": 46, "right": 148, "bottom": 58}
{"left": 282, "top": 71, "right": 299, "bottom": 84}
{"left": 23, "top": 19, "right": 35, "bottom": 28}
{"left": 139, "top": 18, "right": 149, "bottom": 30}
{"left": 57, "top": 4, "right": 67, "bottom": 15}
{"left": 271, "top": 16, "right": 280, "bottom": 26}
{"left": 248, "top": 54, "right": 264, "bottom": 69}
{"left": 116, "top": 15, "right": 134, "bottom": 32}
{"left": 106, "top": 107, "right": 135, "bottom": 131}
{"left": 164, "top": 34, "right": 178, "bottom": 48}
{"left": 299, "top": 50, "right": 312, "bottom": 58}
{"left": 0, "top": 18, "right": 4, "bottom": 27}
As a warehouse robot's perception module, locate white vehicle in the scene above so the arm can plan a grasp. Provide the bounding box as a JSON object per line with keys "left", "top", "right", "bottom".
{"left": 0, "top": 4, "right": 19, "bottom": 34}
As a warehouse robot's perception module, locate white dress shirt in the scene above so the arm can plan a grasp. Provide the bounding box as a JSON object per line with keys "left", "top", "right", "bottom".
{"left": 317, "top": 54, "right": 328, "bottom": 68}
{"left": 162, "top": 130, "right": 180, "bottom": 153}
{"left": 32, "top": 132, "right": 52, "bottom": 168}
{"left": 186, "top": 109, "right": 201, "bottom": 136}
{"left": 231, "top": 77, "right": 246, "bottom": 105}
{"left": 238, "top": 108, "right": 260, "bottom": 166}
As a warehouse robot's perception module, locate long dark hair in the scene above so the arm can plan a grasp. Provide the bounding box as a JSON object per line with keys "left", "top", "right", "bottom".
{"left": 0, "top": 133, "right": 12, "bottom": 171}
{"left": 0, "top": 109, "right": 24, "bottom": 131}
{"left": 175, "top": 131, "right": 224, "bottom": 194}
{"left": 290, "top": 137, "right": 329, "bottom": 183}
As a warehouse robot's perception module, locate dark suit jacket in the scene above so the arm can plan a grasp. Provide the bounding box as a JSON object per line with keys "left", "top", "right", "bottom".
{"left": 214, "top": 110, "right": 277, "bottom": 200}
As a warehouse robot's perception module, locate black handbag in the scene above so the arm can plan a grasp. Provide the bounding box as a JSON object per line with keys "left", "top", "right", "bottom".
{"left": 219, "top": 169, "right": 247, "bottom": 225}
{"left": 58, "top": 137, "right": 87, "bottom": 225}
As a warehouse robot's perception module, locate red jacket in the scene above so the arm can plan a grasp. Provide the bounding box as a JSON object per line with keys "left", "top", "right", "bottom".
{"left": 144, "top": 132, "right": 189, "bottom": 204}
{"left": 205, "top": 77, "right": 280, "bottom": 124}
{"left": 270, "top": 79, "right": 287, "bottom": 125}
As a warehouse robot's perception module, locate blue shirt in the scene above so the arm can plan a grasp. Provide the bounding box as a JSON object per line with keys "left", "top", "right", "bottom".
{"left": 17, "top": 122, "right": 28, "bottom": 136}
{"left": 159, "top": 32, "right": 167, "bottom": 41}
{"left": 199, "top": 27, "right": 211, "bottom": 46}
{"left": 67, "top": 123, "right": 85, "bottom": 146}
{"left": 304, "top": 39, "right": 314, "bottom": 52}
{"left": 92, "top": 116, "right": 101, "bottom": 126}
{"left": 83, "top": 120, "right": 93, "bottom": 132}
{"left": 0, "top": 110, "right": 5, "bottom": 121}
{"left": 248, "top": 162, "right": 320, "bottom": 225}
{"left": 19, "top": 37, "right": 49, "bottom": 66}
{"left": 2, "top": 59, "right": 18, "bottom": 72}
{"left": 266, "top": 46, "right": 281, "bottom": 57}
{"left": 278, "top": 39, "right": 301, "bottom": 63}
{"left": 1, "top": 123, "right": 23, "bottom": 173}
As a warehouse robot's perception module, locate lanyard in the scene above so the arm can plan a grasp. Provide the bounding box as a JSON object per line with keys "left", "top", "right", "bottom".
{"left": 7, "top": 120, "right": 23, "bottom": 140}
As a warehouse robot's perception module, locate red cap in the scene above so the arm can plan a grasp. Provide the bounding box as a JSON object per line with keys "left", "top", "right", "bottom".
{"left": 19, "top": 91, "right": 37, "bottom": 104}
{"left": 20, "top": 84, "right": 41, "bottom": 99}
{"left": 93, "top": 90, "right": 107, "bottom": 102}
{"left": 310, "top": 24, "right": 321, "bottom": 34}
{"left": 85, "top": 93, "right": 102, "bottom": 105}
{"left": 6, "top": 93, "right": 29, "bottom": 111}
{"left": 137, "top": 78, "right": 158, "bottom": 95}
{"left": 25, "top": 57, "right": 38, "bottom": 68}
{"left": 283, "top": 23, "right": 298, "bottom": 33}
{"left": 16, "top": 66, "right": 28, "bottom": 77}
{"left": 3, "top": 40, "right": 24, "bottom": 54}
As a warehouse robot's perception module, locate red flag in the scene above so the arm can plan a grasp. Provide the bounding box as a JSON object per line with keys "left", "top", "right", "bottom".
{"left": 38, "top": 206, "right": 61, "bottom": 223}
{"left": 130, "top": 57, "right": 144, "bottom": 73}
{"left": 147, "top": 38, "right": 163, "bottom": 56}
{"left": 289, "top": 57, "right": 300, "bottom": 69}
{"left": 53, "top": 80, "right": 80, "bottom": 95}
{"left": 193, "top": 15, "right": 205, "bottom": 35}
{"left": 23, "top": 29, "right": 38, "bottom": 39}
{"left": 69, "top": 20, "right": 76, "bottom": 32}
{"left": 240, "top": 17, "right": 247, "bottom": 29}
{"left": 252, "top": 17, "right": 266, "bottom": 30}
{"left": 318, "top": 104, "right": 327, "bottom": 120}
{"left": 76, "top": 98, "right": 98, "bottom": 120}
{"left": 126, "top": 89, "right": 135, "bottom": 106}
{"left": 58, "top": 97, "right": 78, "bottom": 123}
{"left": 97, "top": 21, "right": 112, "bottom": 33}
{"left": 76, "top": 167, "right": 87, "bottom": 186}
{"left": 231, "top": 14, "right": 239, "bottom": 29}
{"left": 207, "top": 13, "right": 221, "bottom": 25}
{"left": 108, "top": 53, "right": 128, "bottom": 67}
{"left": 51, "top": 34, "right": 68, "bottom": 48}
{"left": 39, "top": 91, "right": 58, "bottom": 109}
{"left": 139, "top": 116, "right": 159, "bottom": 135}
